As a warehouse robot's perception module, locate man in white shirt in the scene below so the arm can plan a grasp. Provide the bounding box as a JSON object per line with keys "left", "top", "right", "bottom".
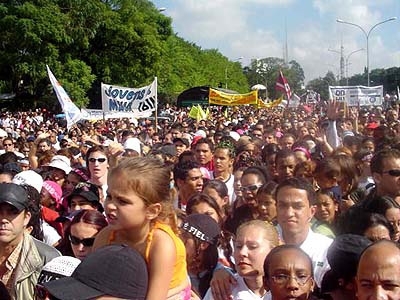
{"left": 275, "top": 177, "right": 332, "bottom": 287}
{"left": 173, "top": 160, "right": 204, "bottom": 212}
{"left": 211, "top": 141, "right": 235, "bottom": 204}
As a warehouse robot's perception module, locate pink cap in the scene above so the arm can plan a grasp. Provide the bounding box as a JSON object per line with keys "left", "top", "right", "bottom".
{"left": 42, "top": 180, "right": 63, "bottom": 205}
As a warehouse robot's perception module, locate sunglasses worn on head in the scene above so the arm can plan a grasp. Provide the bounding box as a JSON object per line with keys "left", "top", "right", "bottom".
{"left": 75, "top": 182, "right": 93, "bottom": 191}
{"left": 240, "top": 184, "right": 263, "bottom": 192}
{"left": 382, "top": 169, "right": 400, "bottom": 177}
{"left": 88, "top": 157, "right": 107, "bottom": 163}
{"left": 69, "top": 235, "right": 95, "bottom": 247}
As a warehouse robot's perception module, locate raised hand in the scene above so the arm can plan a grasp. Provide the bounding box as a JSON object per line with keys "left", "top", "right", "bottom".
{"left": 326, "top": 100, "right": 341, "bottom": 121}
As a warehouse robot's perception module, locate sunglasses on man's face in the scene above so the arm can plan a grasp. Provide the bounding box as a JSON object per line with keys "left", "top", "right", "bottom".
{"left": 382, "top": 169, "right": 400, "bottom": 177}
{"left": 69, "top": 235, "right": 95, "bottom": 247}
{"left": 88, "top": 157, "right": 107, "bottom": 163}
{"left": 240, "top": 184, "right": 263, "bottom": 193}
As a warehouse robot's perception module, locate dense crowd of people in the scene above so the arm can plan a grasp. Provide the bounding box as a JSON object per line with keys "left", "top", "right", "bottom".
{"left": 0, "top": 99, "right": 400, "bottom": 299}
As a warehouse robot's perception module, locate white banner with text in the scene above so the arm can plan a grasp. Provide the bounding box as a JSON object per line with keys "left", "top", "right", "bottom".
{"left": 329, "top": 85, "right": 383, "bottom": 107}
{"left": 101, "top": 78, "right": 157, "bottom": 117}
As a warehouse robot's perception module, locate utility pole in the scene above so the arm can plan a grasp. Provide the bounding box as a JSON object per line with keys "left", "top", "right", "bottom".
{"left": 340, "top": 38, "right": 345, "bottom": 80}
{"left": 284, "top": 19, "right": 289, "bottom": 65}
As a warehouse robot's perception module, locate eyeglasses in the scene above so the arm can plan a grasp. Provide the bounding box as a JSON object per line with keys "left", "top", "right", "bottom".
{"left": 69, "top": 235, "right": 95, "bottom": 247}
{"left": 88, "top": 157, "right": 107, "bottom": 163}
{"left": 382, "top": 169, "right": 400, "bottom": 177}
{"left": 270, "top": 274, "right": 312, "bottom": 286}
{"left": 240, "top": 184, "right": 263, "bottom": 192}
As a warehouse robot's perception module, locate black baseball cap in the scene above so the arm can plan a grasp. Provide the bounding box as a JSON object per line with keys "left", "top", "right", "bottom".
{"left": 43, "top": 245, "right": 149, "bottom": 300}
{"left": 67, "top": 183, "right": 100, "bottom": 205}
{"left": 173, "top": 137, "right": 190, "bottom": 148}
{"left": 181, "top": 214, "right": 221, "bottom": 245}
{"left": 0, "top": 183, "right": 29, "bottom": 212}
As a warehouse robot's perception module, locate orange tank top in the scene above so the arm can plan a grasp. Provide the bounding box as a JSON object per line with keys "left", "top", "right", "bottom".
{"left": 108, "top": 221, "right": 187, "bottom": 289}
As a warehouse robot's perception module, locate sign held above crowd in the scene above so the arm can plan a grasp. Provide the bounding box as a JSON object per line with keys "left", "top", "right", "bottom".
{"left": 101, "top": 78, "right": 157, "bottom": 118}
{"left": 329, "top": 85, "right": 384, "bottom": 106}
{"left": 208, "top": 88, "right": 258, "bottom": 106}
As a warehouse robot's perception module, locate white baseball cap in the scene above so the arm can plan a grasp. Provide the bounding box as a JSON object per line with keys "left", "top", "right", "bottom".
{"left": 123, "top": 138, "right": 141, "bottom": 156}
{"left": 13, "top": 170, "right": 44, "bottom": 193}
{"left": 48, "top": 155, "right": 72, "bottom": 174}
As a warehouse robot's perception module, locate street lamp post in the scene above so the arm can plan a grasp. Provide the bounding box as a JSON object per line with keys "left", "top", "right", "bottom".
{"left": 337, "top": 17, "right": 397, "bottom": 86}
{"left": 225, "top": 57, "right": 243, "bottom": 89}
{"left": 345, "top": 48, "right": 364, "bottom": 85}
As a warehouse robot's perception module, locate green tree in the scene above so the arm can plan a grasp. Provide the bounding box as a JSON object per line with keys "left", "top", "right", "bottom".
{"left": 306, "top": 71, "right": 336, "bottom": 100}
{"left": 0, "top": 0, "right": 104, "bottom": 108}
{"left": 244, "top": 57, "right": 305, "bottom": 99}
{"left": 385, "top": 67, "right": 400, "bottom": 93}
{"left": 287, "top": 60, "right": 305, "bottom": 92}
{"left": 0, "top": 0, "right": 249, "bottom": 109}
{"left": 156, "top": 35, "right": 248, "bottom": 102}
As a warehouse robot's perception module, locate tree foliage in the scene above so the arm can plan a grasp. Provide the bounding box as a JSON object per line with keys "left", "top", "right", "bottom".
{"left": 0, "top": 0, "right": 248, "bottom": 109}
{"left": 0, "top": 0, "right": 105, "bottom": 108}
{"left": 306, "top": 71, "right": 337, "bottom": 100}
{"left": 244, "top": 57, "right": 305, "bottom": 99}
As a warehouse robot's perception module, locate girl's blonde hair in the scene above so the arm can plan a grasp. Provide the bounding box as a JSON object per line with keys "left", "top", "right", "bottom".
{"left": 236, "top": 220, "right": 279, "bottom": 248}
{"left": 109, "top": 156, "right": 178, "bottom": 232}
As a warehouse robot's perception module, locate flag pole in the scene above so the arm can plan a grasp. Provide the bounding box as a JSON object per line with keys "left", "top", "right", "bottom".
{"left": 397, "top": 86, "right": 400, "bottom": 102}
{"left": 154, "top": 77, "right": 158, "bottom": 133}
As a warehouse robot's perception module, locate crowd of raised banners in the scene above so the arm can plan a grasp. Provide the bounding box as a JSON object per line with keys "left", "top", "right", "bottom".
{"left": 47, "top": 66, "right": 387, "bottom": 130}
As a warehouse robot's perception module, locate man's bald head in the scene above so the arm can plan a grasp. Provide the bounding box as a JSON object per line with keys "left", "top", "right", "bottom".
{"left": 356, "top": 240, "right": 400, "bottom": 300}
{"left": 359, "top": 239, "right": 400, "bottom": 266}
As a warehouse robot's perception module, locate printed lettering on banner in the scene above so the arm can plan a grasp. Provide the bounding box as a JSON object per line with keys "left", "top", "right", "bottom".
{"left": 329, "top": 85, "right": 383, "bottom": 107}
{"left": 101, "top": 79, "right": 157, "bottom": 117}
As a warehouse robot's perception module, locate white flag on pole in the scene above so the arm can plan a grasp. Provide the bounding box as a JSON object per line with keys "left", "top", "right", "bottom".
{"left": 288, "top": 93, "right": 300, "bottom": 108}
{"left": 46, "top": 65, "right": 83, "bottom": 129}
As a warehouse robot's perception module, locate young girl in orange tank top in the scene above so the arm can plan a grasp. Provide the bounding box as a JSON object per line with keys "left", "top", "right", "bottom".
{"left": 93, "top": 157, "right": 192, "bottom": 300}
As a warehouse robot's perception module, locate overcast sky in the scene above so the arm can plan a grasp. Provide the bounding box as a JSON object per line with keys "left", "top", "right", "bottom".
{"left": 152, "top": 0, "right": 400, "bottom": 83}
